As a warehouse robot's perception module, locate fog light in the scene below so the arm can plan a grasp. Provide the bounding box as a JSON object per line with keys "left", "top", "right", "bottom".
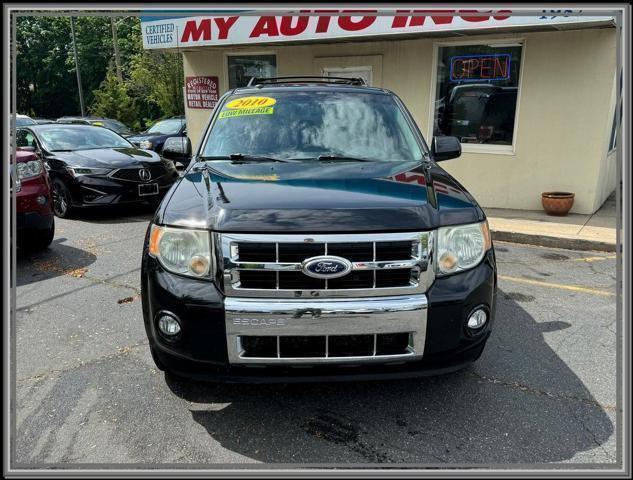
{"left": 467, "top": 308, "right": 488, "bottom": 330}
{"left": 157, "top": 313, "right": 181, "bottom": 336}
{"left": 36, "top": 195, "right": 47, "bottom": 205}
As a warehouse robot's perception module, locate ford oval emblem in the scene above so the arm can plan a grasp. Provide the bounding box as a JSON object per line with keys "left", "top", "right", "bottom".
{"left": 302, "top": 256, "right": 353, "bottom": 279}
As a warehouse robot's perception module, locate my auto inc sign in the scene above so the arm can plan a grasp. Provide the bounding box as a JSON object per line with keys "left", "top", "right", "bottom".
{"left": 141, "top": 10, "right": 613, "bottom": 49}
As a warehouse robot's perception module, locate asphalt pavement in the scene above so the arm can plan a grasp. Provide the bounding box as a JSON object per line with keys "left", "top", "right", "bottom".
{"left": 13, "top": 205, "right": 619, "bottom": 467}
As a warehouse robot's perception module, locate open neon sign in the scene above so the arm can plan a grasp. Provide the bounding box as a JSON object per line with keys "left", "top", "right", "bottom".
{"left": 450, "top": 54, "right": 511, "bottom": 82}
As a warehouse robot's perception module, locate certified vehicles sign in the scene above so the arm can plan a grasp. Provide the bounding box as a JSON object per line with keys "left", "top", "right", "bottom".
{"left": 141, "top": 10, "right": 613, "bottom": 49}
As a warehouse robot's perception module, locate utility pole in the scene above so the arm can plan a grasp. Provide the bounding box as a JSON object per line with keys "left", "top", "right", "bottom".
{"left": 111, "top": 17, "right": 122, "bottom": 82}
{"left": 70, "top": 16, "right": 85, "bottom": 116}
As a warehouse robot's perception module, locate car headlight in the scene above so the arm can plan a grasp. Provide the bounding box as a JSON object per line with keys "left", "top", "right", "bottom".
{"left": 140, "top": 140, "right": 153, "bottom": 149}
{"left": 16, "top": 160, "right": 44, "bottom": 179}
{"left": 66, "top": 167, "right": 112, "bottom": 177}
{"left": 148, "top": 225, "right": 213, "bottom": 278}
{"left": 436, "top": 220, "right": 491, "bottom": 275}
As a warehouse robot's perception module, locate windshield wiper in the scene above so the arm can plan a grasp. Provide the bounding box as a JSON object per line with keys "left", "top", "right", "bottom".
{"left": 200, "top": 153, "right": 292, "bottom": 163}
{"left": 316, "top": 155, "right": 373, "bottom": 162}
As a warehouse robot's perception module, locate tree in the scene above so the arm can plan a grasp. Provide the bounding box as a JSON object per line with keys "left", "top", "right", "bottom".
{"left": 128, "top": 49, "right": 184, "bottom": 119}
{"left": 90, "top": 69, "right": 138, "bottom": 129}
{"left": 16, "top": 16, "right": 78, "bottom": 117}
{"left": 16, "top": 14, "right": 185, "bottom": 127}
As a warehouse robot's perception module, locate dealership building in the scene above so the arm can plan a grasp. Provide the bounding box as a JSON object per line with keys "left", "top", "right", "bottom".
{"left": 141, "top": 11, "right": 619, "bottom": 214}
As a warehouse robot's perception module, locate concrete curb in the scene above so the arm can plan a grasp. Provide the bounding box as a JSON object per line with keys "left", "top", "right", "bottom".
{"left": 491, "top": 230, "right": 617, "bottom": 253}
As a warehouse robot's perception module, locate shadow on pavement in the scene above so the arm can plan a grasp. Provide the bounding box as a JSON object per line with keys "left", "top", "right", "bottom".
{"left": 68, "top": 203, "right": 156, "bottom": 224}
{"left": 164, "top": 290, "right": 614, "bottom": 464}
{"left": 15, "top": 237, "right": 97, "bottom": 288}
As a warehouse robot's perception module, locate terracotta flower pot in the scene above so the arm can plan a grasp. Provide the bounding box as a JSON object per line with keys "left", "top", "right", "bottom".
{"left": 541, "top": 192, "right": 575, "bottom": 216}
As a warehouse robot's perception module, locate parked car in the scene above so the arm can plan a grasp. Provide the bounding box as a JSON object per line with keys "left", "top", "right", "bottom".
{"left": 33, "top": 118, "right": 56, "bottom": 125}
{"left": 12, "top": 148, "right": 55, "bottom": 250}
{"left": 126, "top": 116, "right": 191, "bottom": 166}
{"left": 14, "top": 114, "right": 36, "bottom": 127}
{"left": 15, "top": 124, "right": 180, "bottom": 218}
{"left": 141, "top": 77, "right": 497, "bottom": 382}
{"left": 56, "top": 116, "right": 134, "bottom": 137}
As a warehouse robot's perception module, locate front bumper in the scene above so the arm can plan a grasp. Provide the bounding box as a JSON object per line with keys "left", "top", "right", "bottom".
{"left": 141, "top": 249, "right": 497, "bottom": 382}
{"left": 16, "top": 177, "right": 54, "bottom": 234}
{"left": 66, "top": 172, "right": 178, "bottom": 208}
{"left": 16, "top": 211, "right": 54, "bottom": 234}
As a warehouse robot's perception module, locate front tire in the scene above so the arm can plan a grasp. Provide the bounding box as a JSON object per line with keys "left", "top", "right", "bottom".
{"left": 52, "top": 179, "right": 74, "bottom": 218}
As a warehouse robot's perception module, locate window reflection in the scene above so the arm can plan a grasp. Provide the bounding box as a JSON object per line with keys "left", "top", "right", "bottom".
{"left": 434, "top": 44, "right": 522, "bottom": 145}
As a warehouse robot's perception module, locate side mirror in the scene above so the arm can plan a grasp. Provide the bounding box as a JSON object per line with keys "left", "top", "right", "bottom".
{"left": 431, "top": 136, "right": 462, "bottom": 162}
{"left": 162, "top": 136, "right": 192, "bottom": 162}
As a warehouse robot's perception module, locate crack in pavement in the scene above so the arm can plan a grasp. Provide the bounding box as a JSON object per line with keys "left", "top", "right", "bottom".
{"left": 568, "top": 404, "right": 616, "bottom": 463}
{"left": 16, "top": 341, "right": 149, "bottom": 384}
{"left": 465, "top": 371, "right": 617, "bottom": 412}
{"left": 16, "top": 268, "right": 141, "bottom": 313}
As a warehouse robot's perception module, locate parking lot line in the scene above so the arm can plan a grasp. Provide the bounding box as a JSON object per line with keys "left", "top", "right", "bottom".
{"left": 571, "top": 255, "right": 617, "bottom": 262}
{"left": 498, "top": 275, "right": 615, "bottom": 297}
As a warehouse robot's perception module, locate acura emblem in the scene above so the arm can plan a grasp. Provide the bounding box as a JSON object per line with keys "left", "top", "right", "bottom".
{"left": 138, "top": 168, "right": 152, "bottom": 181}
{"left": 302, "top": 256, "right": 353, "bottom": 279}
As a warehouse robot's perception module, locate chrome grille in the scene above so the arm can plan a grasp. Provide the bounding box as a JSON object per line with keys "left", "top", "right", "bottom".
{"left": 219, "top": 232, "right": 435, "bottom": 298}
{"left": 239, "top": 332, "right": 413, "bottom": 361}
{"left": 110, "top": 164, "right": 166, "bottom": 182}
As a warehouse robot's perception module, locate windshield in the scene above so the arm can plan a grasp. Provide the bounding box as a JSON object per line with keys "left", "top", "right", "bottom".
{"left": 37, "top": 126, "right": 133, "bottom": 151}
{"left": 16, "top": 116, "right": 36, "bottom": 127}
{"left": 92, "top": 119, "right": 132, "bottom": 135}
{"left": 201, "top": 91, "right": 424, "bottom": 162}
{"left": 147, "top": 118, "right": 184, "bottom": 135}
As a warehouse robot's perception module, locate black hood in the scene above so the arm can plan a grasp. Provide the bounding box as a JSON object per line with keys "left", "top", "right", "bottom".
{"left": 157, "top": 160, "right": 484, "bottom": 233}
{"left": 50, "top": 147, "right": 161, "bottom": 169}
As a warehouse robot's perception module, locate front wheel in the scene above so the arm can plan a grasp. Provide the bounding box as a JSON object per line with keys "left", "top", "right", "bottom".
{"left": 52, "top": 179, "right": 74, "bottom": 218}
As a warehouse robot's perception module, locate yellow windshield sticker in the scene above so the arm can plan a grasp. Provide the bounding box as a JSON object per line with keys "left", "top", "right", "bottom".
{"left": 218, "top": 106, "right": 274, "bottom": 119}
{"left": 226, "top": 96, "right": 276, "bottom": 109}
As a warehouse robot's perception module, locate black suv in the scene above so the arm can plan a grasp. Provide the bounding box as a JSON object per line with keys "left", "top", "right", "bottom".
{"left": 141, "top": 77, "right": 497, "bottom": 383}
{"left": 127, "top": 116, "right": 191, "bottom": 166}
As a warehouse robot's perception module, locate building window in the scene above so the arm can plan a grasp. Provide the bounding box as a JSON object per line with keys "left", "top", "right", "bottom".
{"left": 433, "top": 43, "right": 523, "bottom": 146}
{"left": 227, "top": 54, "right": 277, "bottom": 89}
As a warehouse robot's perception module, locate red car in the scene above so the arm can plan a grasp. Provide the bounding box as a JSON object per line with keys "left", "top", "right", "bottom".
{"left": 13, "top": 148, "right": 55, "bottom": 250}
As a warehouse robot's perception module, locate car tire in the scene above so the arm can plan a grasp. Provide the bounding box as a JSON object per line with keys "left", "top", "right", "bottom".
{"left": 52, "top": 179, "right": 74, "bottom": 218}
{"left": 26, "top": 219, "right": 55, "bottom": 251}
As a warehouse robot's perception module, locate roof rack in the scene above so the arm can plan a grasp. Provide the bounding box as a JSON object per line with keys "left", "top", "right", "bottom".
{"left": 246, "top": 76, "right": 366, "bottom": 87}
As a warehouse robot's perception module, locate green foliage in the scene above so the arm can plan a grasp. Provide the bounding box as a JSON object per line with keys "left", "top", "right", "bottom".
{"left": 16, "top": 15, "right": 184, "bottom": 129}
{"left": 90, "top": 69, "right": 139, "bottom": 130}
{"left": 16, "top": 16, "right": 78, "bottom": 117}
{"left": 128, "top": 49, "right": 185, "bottom": 119}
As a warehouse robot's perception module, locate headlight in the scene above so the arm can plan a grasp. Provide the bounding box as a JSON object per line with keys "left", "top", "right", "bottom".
{"left": 16, "top": 160, "right": 44, "bottom": 179}
{"left": 140, "top": 140, "right": 153, "bottom": 149}
{"left": 66, "top": 167, "right": 112, "bottom": 177}
{"left": 436, "top": 221, "right": 491, "bottom": 275}
{"left": 148, "top": 225, "right": 213, "bottom": 278}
